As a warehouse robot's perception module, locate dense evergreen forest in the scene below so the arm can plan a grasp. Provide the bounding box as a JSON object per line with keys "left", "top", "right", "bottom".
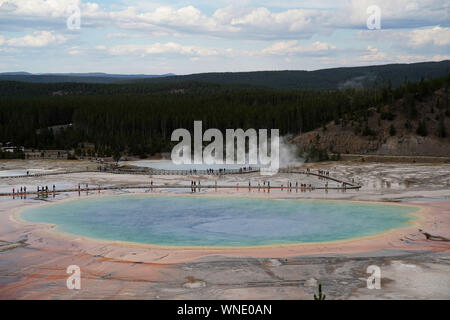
{"left": 0, "top": 81, "right": 261, "bottom": 97}
{"left": 0, "top": 73, "right": 448, "bottom": 158}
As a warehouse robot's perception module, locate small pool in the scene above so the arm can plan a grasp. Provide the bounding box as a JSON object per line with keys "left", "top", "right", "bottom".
{"left": 21, "top": 195, "right": 418, "bottom": 247}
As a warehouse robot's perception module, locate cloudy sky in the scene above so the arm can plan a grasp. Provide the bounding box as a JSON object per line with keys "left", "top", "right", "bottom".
{"left": 0, "top": 0, "right": 449, "bottom": 74}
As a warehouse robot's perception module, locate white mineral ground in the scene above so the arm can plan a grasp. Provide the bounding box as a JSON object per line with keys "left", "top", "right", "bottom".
{"left": 0, "top": 159, "right": 449, "bottom": 299}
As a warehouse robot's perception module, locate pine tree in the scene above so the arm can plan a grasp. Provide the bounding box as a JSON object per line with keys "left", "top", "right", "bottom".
{"left": 314, "top": 284, "right": 326, "bottom": 300}
{"left": 389, "top": 124, "right": 396, "bottom": 136}
{"left": 438, "top": 116, "right": 446, "bottom": 138}
{"left": 416, "top": 120, "right": 428, "bottom": 136}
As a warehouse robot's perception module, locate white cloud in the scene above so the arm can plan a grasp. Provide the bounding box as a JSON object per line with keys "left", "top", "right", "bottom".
{"left": 6, "top": 31, "right": 67, "bottom": 47}
{"left": 356, "top": 26, "right": 450, "bottom": 51}
{"left": 352, "top": 46, "right": 449, "bottom": 65}
{"left": 0, "top": 0, "right": 100, "bottom": 18}
{"left": 109, "top": 5, "right": 238, "bottom": 36}
{"left": 107, "top": 42, "right": 219, "bottom": 57}
{"left": 358, "top": 46, "right": 389, "bottom": 62}
{"left": 67, "top": 46, "right": 82, "bottom": 55}
{"left": 101, "top": 40, "right": 336, "bottom": 59}
{"left": 259, "top": 40, "right": 336, "bottom": 56}
{"left": 430, "top": 54, "right": 450, "bottom": 61}
{"left": 344, "top": 0, "right": 449, "bottom": 28}
{"left": 231, "top": 7, "right": 327, "bottom": 30}
{"left": 408, "top": 26, "right": 450, "bottom": 47}
{"left": 1, "top": 1, "right": 448, "bottom": 40}
{"left": 1, "top": 1, "right": 449, "bottom": 73}
{"left": 389, "top": 54, "right": 450, "bottom": 64}
{"left": 215, "top": 6, "right": 330, "bottom": 39}
{"left": 107, "top": 33, "right": 137, "bottom": 39}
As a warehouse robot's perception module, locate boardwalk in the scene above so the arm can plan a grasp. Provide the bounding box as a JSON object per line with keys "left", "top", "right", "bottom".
{"left": 2, "top": 183, "right": 360, "bottom": 197}
{"left": 0, "top": 167, "right": 259, "bottom": 179}
{"left": 0, "top": 164, "right": 361, "bottom": 197}
{"left": 0, "top": 167, "right": 361, "bottom": 197}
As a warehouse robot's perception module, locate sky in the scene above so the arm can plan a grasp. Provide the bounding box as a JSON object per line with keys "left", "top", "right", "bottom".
{"left": 0, "top": 0, "right": 449, "bottom": 74}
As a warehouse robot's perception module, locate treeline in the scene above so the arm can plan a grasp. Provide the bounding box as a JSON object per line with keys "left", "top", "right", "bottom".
{"left": 135, "top": 60, "right": 450, "bottom": 89}
{"left": 1, "top": 60, "right": 449, "bottom": 90}
{"left": 0, "top": 81, "right": 262, "bottom": 97}
{"left": 0, "top": 74, "right": 448, "bottom": 157}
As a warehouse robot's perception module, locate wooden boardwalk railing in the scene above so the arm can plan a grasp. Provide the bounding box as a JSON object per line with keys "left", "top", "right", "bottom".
{"left": 0, "top": 166, "right": 361, "bottom": 197}
{"left": 0, "top": 182, "right": 360, "bottom": 197}
{"left": 0, "top": 167, "right": 260, "bottom": 179}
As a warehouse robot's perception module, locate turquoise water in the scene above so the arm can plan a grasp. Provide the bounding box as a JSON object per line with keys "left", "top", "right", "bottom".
{"left": 21, "top": 195, "right": 417, "bottom": 247}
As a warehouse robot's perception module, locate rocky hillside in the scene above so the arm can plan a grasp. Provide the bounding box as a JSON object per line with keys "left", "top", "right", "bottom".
{"left": 293, "top": 87, "right": 450, "bottom": 157}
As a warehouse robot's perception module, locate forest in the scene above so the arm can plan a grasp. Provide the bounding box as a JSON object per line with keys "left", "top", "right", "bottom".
{"left": 1, "top": 60, "right": 449, "bottom": 89}
{"left": 0, "top": 73, "right": 448, "bottom": 158}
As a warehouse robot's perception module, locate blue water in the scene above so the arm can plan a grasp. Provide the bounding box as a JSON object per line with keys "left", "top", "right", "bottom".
{"left": 21, "top": 195, "right": 417, "bottom": 247}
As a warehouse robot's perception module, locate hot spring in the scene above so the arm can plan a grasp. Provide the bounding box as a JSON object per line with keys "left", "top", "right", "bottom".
{"left": 21, "top": 195, "right": 417, "bottom": 247}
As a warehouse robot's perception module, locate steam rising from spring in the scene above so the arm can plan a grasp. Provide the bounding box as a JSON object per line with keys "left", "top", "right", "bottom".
{"left": 245, "top": 134, "right": 303, "bottom": 169}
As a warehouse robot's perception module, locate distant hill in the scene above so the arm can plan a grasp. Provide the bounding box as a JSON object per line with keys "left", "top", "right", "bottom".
{"left": 0, "top": 70, "right": 448, "bottom": 157}
{"left": 1, "top": 60, "right": 449, "bottom": 89}
{"left": 293, "top": 85, "right": 450, "bottom": 158}
{"left": 0, "top": 72, "right": 175, "bottom": 83}
{"left": 138, "top": 61, "right": 450, "bottom": 90}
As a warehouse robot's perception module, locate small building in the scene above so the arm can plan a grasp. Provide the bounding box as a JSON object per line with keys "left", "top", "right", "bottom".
{"left": 1, "top": 144, "right": 24, "bottom": 153}
{"left": 24, "top": 149, "right": 71, "bottom": 159}
{"left": 36, "top": 123, "right": 73, "bottom": 135}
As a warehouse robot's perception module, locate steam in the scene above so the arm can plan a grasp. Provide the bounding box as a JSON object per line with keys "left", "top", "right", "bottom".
{"left": 170, "top": 129, "right": 304, "bottom": 170}
{"left": 338, "top": 73, "right": 377, "bottom": 89}
{"left": 278, "top": 135, "right": 304, "bottom": 168}
{"left": 246, "top": 134, "right": 303, "bottom": 169}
